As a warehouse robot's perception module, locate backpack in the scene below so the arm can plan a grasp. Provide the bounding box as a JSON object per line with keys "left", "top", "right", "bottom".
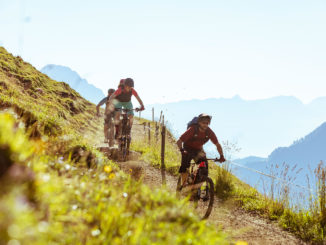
{"left": 187, "top": 117, "right": 209, "bottom": 142}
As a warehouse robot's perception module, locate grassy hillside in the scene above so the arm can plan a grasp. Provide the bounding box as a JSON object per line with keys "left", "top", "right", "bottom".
{"left": 131, "top": 121, "right": 326, "bottom": 244}
{"left": 0, "top": 47, "right": 229, "bottom": 244}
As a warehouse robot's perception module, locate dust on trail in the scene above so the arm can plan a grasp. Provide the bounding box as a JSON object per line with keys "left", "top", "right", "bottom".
{"left": 95, "top": 119, "right": 307, "bottom": 245}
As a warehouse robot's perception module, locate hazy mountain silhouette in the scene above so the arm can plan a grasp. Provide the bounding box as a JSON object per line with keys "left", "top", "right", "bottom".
{"left": 143, "top": 96, "right": 326, "bottom": 158}
{"left": 41, "top": 65, "right": 105, "bottom": 104}
{"left": 268, "top": 121, "right": 326, "bottom": 167}
{"left": 233, "top": 121, "right": 326, "bottom": 198}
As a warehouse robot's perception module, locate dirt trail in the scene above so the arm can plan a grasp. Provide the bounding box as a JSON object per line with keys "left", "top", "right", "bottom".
{"left": 96, "top": 119, "right": 306, "bottom": 245}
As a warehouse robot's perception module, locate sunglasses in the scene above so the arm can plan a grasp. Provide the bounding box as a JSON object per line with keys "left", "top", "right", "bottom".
{"left": 199, "top": 121, "right": 210, "bottom": 125}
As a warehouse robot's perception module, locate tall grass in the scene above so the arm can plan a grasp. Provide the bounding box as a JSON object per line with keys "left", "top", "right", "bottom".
{"left": 314, "top": 161, "right": 326, "bottom": 235}
{"left": 228, "top": 159, "right": 326, "bottom": 243}
{"left": 214, "top": 162, "right": 234, "bottom": 200}
{"left": 130, "top": 121, "right": 180, "bottom": 175}
{"left": 131, "top": 119, "right": 326, "bottom": 243}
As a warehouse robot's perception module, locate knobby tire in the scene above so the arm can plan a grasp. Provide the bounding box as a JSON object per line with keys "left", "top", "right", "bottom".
{"left": 176, "top": 176, "right": 214, "bottom": 220}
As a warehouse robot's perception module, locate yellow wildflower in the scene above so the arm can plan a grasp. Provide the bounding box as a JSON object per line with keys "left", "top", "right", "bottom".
{"left": 235, "top": 241, "right": 248, "bottom": 245}
{"left": 104, "top": 165, "right": 112, "bottom": 173}
{"left": 109, "top": 173, "right": 115, "bottom": 179}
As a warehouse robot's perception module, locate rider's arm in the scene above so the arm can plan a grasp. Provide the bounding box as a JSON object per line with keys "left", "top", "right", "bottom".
{"left": 96, "top": 105, "right": 100, "bottom": 115}
{"left": 96, "top": 97, "right": 108, "bottom": 115}
{"left": 131, "top": 89, "right": 145, "bottom": 110}
{"left": 177, "top": 127, "right": 195, "bottom": 152}
{"left": 215, "top": 142, "right": 224, "bottom": 160}
{"left": 208, "top": 128, "right": 225, "bottom": 161}
{"left": 134, "top": 94, "right": 145, "bottom": 110}
{"left": 177, "top": 139, "right": 183, "bottom": 151}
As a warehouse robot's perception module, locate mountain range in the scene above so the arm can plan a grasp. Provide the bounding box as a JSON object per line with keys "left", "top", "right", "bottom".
{"left": 41, "top": 64, "right": 105, "bottom": 104}
{"left": 142, "top": 96, "right": 326, "bottom": 158}
{"left": 232, "top": 121, "right": 326, "bottom": 199}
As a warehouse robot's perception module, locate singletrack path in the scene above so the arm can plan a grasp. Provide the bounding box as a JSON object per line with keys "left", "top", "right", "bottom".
{"left": 95, "top": 118, "right": 306, "bottom": 245}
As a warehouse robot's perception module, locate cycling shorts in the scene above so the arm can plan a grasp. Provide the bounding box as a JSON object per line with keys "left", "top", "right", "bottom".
{"left": 113, "top": 100, "right": 134, "bottom": 116}
{"left": 179, "top": 148, "right": 208, "bottom": 173}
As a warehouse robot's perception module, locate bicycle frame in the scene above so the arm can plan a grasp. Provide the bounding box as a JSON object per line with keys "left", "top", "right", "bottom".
{"left": 176, "top": 157, "right": 222, "bottom": 219}
{"left": 114, "top": 108, "right": 139, "bottom": 161}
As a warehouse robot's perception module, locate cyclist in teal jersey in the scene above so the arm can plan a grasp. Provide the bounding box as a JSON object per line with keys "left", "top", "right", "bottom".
{"left": 106, "top": 78, "right": 145, "bottom": 139}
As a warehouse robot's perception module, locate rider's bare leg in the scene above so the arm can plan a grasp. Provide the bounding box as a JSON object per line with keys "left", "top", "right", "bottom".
{"left": 181, "top": 172, "right": 189, "bottom": 186}
{"left": 181, "top": 172, "right": 202, "bottom": 191}
{"left": 104, "top": 122, "right": 109, "bottom": 142}
{"left": 114, "top": 111, "right": 121, "bottom": 139}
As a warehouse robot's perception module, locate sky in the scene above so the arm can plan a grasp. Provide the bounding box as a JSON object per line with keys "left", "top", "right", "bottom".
{"left": 0, "top": 0, "right": 326, "bottom": 104}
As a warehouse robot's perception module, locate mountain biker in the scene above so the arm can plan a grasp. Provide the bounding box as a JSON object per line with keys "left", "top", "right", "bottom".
{"left": 106, "top": 78, "right": 145, "bottom": 139}
{"left": 96, "top": 88, "right": 116, "bottom": 143}
{"left": 177, "top": 113, "right": 225, "bottom": 188}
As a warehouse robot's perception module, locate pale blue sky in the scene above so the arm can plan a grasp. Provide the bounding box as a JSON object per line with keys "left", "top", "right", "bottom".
{"left": 1, "top": 0, "right": 325, "bottom": 104}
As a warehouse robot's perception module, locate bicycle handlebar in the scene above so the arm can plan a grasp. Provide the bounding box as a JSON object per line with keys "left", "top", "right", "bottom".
{"left": 114, "top": 108, "right": 144, "bottom": 112}
{"left": 205, "top": 157, "right": 225, "bottom": 163}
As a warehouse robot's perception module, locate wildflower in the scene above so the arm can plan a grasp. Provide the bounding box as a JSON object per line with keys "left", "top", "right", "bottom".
{"left": 129, "top": 168, "right": 133, "bottom": 173}
{"left": 109, "top": 173, "right": 115, "bottom": 179}
{"left": 42, "top": 174, "right": 50, "bottom": 182}
{"left": 104, "top": 165, "right": 112, "bottom": 173}
{"left": 91, "top": 228, "right": 101, "bottom": 236}
{"left": 235, "top": 241, "right": 248, "bottom": 245}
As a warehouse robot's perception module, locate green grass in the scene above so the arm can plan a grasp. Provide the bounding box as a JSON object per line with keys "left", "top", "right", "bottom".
{"left": 131, "top": 120, "right": 326, "bottom": 244}
{"left": 0, "top": 46, "right": 229, "bottom": 244}
{"left": 216, "top": 162, "right": 326, "bottom": 243}
{"left": 131, "top": 122, "right": 180, "bottom": 175}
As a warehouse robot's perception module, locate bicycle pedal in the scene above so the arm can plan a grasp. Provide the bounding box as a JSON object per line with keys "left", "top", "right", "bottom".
{"left": 202, "top": 196, "right": 209, "bottom": 202}
{"left": 190, "top": 193, "right": 200, "bottom": 201}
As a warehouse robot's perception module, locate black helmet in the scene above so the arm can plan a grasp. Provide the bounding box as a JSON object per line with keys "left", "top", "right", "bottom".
{"left": 108, "top": 88, "right": 115, "bottom": 94}
{"left": 198, "top": 113, "right": 212, "bottom": 122}
{"left": 124, "top": 78, "right": 134, "bottom": 87}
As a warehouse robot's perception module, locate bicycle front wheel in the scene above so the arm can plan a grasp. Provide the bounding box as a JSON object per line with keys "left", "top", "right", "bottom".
{"left": 193, "top": 177, "right": 214, "bottom": 220}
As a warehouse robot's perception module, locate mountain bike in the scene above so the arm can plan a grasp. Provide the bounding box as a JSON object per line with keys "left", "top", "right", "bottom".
{"left": 176, "top": 157, "right": 222, "bottom": 219}
{"left": 115, "top": 108, "right": 140, "bottom": 162}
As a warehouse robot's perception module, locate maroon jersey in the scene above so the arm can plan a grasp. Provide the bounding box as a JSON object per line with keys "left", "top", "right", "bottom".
{"left": 180, "top": 126, "right": 218, "bottom": 150}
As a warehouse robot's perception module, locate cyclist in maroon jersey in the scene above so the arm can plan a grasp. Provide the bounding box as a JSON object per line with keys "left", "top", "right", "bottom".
{"left": 177, "top": 113, "right": 225, "bottom": 188}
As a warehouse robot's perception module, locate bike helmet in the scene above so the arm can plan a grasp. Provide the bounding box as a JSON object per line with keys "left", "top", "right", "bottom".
{"left": 118, "top": 79, "right": 125, "bottom": 89}
{"left": 124, "top": 78, "right": 134, "bottom": 88}
{"left": 108, "top": 88, "right": 115, "bottom": 94}
{"left": 198, "top": 113, "right": 212, "bottom": 122}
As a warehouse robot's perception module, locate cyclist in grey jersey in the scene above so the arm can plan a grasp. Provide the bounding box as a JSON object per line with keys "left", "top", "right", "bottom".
{"left": 96, "top": 88, "right": 115, "bottom": 143}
